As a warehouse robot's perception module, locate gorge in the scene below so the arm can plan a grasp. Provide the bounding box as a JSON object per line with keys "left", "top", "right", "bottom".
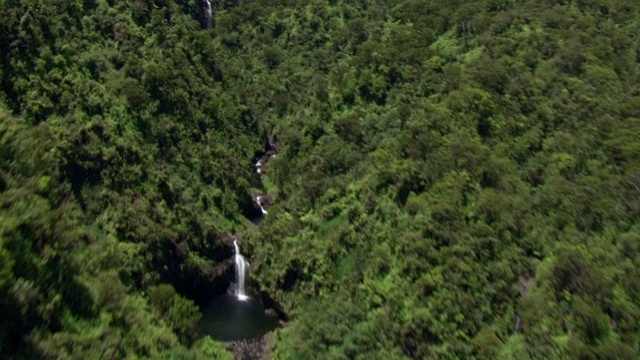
{"left": 197, "top": 146, "right": 281, "bottom": 356}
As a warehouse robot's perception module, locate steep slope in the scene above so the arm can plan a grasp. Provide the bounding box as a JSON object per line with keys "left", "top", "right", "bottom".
{"left": 1, "top": 0, "right": 640, "bottom": 359}
{"left": 0, "top": 0, "right": 258, "bottom": 358}
{"left": 214, "top": 1, "right": 640, "bottom": 358}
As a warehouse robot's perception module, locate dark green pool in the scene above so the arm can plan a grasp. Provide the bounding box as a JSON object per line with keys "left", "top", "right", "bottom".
{"left": 200, "top": 294, "right": 279, "bottom": 342}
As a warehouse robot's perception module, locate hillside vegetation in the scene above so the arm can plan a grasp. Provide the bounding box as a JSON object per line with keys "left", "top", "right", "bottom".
{"left": 1, "top": 0, "right": 640, "bottom": 359}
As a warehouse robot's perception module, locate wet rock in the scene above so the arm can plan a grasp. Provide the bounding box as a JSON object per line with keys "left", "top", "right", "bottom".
{"left": 257, "top": 193, "right": 273, "bottom": 207}
{"left": 227, "top": 333, "right": 274, "bottom": 360}
{"left": 206, "top": 257, "right": 235, "bottom": 280}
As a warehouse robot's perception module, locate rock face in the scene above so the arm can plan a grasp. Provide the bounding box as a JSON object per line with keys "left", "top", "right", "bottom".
{"left": 207, "top": 257, "right": 235, "bottom": 281}
{"left": 227, "top": 333, "right": 275, "bottom": 360}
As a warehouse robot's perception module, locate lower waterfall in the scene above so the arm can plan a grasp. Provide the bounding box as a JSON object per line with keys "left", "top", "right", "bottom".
{"left": 234, "top": 239, "right": 249, "bottom": 301}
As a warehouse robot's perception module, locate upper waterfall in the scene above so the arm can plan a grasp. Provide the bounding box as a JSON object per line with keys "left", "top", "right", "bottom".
{"left": 203, "top": 0, "right": 212, "bottom": 29}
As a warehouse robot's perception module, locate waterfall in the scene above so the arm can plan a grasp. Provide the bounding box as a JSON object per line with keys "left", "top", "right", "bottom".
{"left": 255, "top": 158, "right": 263, "bottom": 174}
{"left": 233, "top": 239, "right": 249, "bottom": 301}
{"left": 255, "top": 195, "right": 268, "bottom": 215}
{"left": 203, "top": 0, "right": 212, "bottom": 29}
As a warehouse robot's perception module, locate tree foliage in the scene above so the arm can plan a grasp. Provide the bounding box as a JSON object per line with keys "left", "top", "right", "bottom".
{"left": 1, "top": 0, "right": 640, "bottom": 359}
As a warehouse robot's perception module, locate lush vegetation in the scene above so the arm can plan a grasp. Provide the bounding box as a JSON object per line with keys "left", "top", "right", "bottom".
{"left": 2, "top": 0, "right": 640, "bottom": 359}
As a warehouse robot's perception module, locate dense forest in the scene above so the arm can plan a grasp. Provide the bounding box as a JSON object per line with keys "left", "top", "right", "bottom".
{"left": 1, "top": 0, "right": 640, "bottom": 359}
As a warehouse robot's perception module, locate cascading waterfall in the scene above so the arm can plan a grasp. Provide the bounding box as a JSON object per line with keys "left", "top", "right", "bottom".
{"left": 255, "top": 195, "right": 268, "bottom": 215}
{"left": 255, "top": 158, "right": 264, "bottom": 174}
{"left": 233, "top": 239, "right": 249, "bottom": 301}
{"left": 199, "top": 144, "right": 283, "bottom": 342}
{"left": 203, "top": 0, "right": 212, "bottom": 29}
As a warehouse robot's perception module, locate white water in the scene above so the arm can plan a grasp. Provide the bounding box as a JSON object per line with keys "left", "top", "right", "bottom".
{"left": 204, "top": 0, "right": 212, "bottom": 29}
{"left": 255, "top": 158, "right": 263, "bottom": 174}
{"left": 233, "top": 239, "right": 249, "bottom": 301}
{"left": 255, "top": 195, "right": 268, "bottom": 214}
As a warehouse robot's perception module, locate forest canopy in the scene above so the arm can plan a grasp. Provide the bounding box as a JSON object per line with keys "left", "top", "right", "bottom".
{"left": 1, "top": 0, "right": 640, "bottom": 359}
